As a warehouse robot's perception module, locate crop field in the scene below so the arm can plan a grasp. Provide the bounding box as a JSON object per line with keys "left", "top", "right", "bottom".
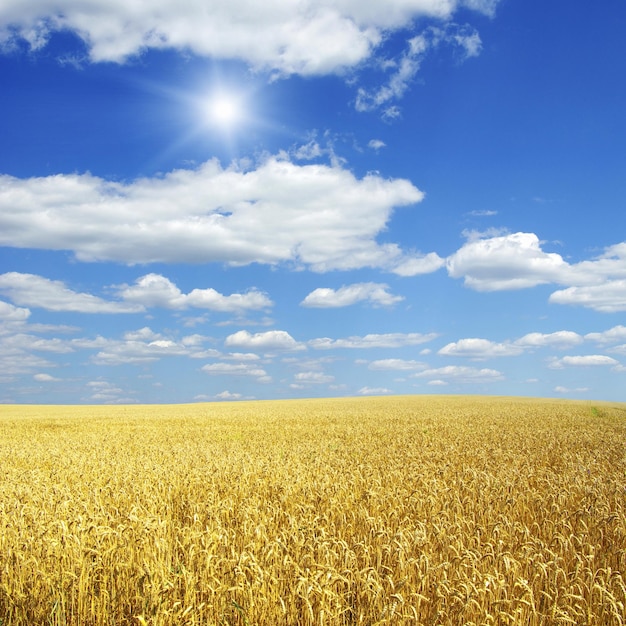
{"left": 0, "top": 395, "right": 625, "bottom": 625}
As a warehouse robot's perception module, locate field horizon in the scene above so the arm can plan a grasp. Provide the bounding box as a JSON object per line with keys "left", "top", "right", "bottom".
{"left": 3, "top": 392, "right": 625, "bottom": 409}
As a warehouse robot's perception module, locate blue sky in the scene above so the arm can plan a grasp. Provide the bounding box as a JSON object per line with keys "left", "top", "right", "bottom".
{"left": 1, "top": 0, "right": 625, "bottom": 404}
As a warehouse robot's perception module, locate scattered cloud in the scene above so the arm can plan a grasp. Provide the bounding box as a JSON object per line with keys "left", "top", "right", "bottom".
{"left": 585, "top": 325, "right": 626, "bottom": 345}
{"left": 0, "top": 157, "right": 432, "bottom": 274}
{"left": 214, "top": 391, "right": 243, "bottom": 400}
{"left": 467, "top": 210, "right": 498, "bottom": 217}
{"left": 368, "top": 139, "right": 386, "bottom": 151}
{"left": 514, "top": 331, "right": 583, "bottom": 349}
{"left": 548, "top": 355, "right": 620, "bottom": 369}
{"left": 446, "top": 233, "right": 626, "bottom": 311}
{"left": 91, "top": 329, "right": 191, "bottom": 365}
{"left": 33, "top": 373, "right": 61, "bottom": 382}
{"left": 367, "top": 358, "right": 426, "bottom": 371}
{"left": 554, "top": 386, "right": 589, "bottom": 394}
{"left": 87, "top": 380, "right": 135, "bottom": 403}
{"left": 0, "top": 299, "right": 31, "bottom": 322}
{"left": 446, "top": 232, "right": 571, "bottom": 291}
{"left": 201, "top": 363, "right": 269, "bottom": 379}
{"left": 0, "top": 273, "right": 142, "bottom": 313}
{"left": 309, "top": 332, "right": 438, "bottom": 349}
{"left": 294, "top": 371, "right": 335, "bottom": 384}
{"left": 438, "top": 338, "right": 523, "bottom": 359}
{"left": 301, "top": 282, "right": 403, "bottom": 308}
{"left": 355, "top": 24, "right": 482, "bottom": 115}
{"left": 413, "top": 365, "right": 504, "bottom": 383}
{"left": 116, "top": 273, "right": 272, "bottom": 313}
{"left": 358, "top": 386, "right": 393, "bottom": 395}
{"left": 549, "top": 280, "right": 626, "bottom": 313}
{"left": 0, "top": 0, "right": 497, "bottom": 75}
{"left": 224, "top": 330, "right": 305, "bottom": 352}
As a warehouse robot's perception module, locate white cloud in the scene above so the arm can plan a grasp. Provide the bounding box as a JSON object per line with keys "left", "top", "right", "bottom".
{"left": 437, "top": 331, "right": 584, "bottom": 360}
{"left": 0, "top": 1, "right": 497, "bottom": 74}
{"left": 2, "top": 334, "right": 75, "bottom": 354}
{"left": 514, "top": 331, "right": 584, "bottom": 349}
{"left": 358, "top": 386, "right": 392, "bottom": 395}
{"left": 294, "top": 371, "right": 335, "bottom": 384}
{"left": 224, "top": 330, "right": 305, "bottom": 352}
{"left": 301, "top": 282, "right": 403, "bottom": 308}
{"left": 585, "top": 325, "right": 626, "bottom": 345}
{"left": 368, "top": 358, "right": 426, "bottom": 370}
{"left": 446, "top": 232, "right": 572, "bottom": 291}
{"left": 549, "top": 280, "right": 626, "bottom": 313}
{"left": 86, "top": 379, "right": 135, "bottom": 403}
{"left": 414, "top": 365, "right": 504, "bottom": 383}
{"left": 0, "top": 157, "right": 432, "bottom": 274}
{"left": 292, "top": 140, "right": 324, "bottom": 160}
{"left": 223, "top": 352, "right": 261, "bottom": 361}
{"left": 368, "top": 139, "right": 386, "bottom": 151}
{"left": 438, "top": 338, "right": 523, "bottom": 358}
{"left": 214, "top": 390, "right": 243, "bottom": 400}
{"left": 446, "top": 233, "right": 626, "bottom": 310}
{"left": 554, "top": 386, "right": 589, "bottom": 394}
{"left": 390, "top": 252, "right": 446, "bottom": 277}
{"left": 0, "top": 272, "right": 142, "bottom": 313}
{"left": 34, "top": 373, "right": 61, "bottom": 382}
{"left": 90, "top": 327, "right": 191, "bottom": 365}
{"left": 201, "top": 362, "right": 269, "bottom": 379}
{"left": 467, "top": 210, "right": 497, "bottom": 217}
{"left": 117, "top": 273, "right": 272, "bottom": 312}
{"left": 309, "top": 332, "right": 438, "bottom": 349}
{"left": 0, "top": 299, "right": 30, "bottom": 322}
{"left": 355, "top": 24, "right": 482, "bottom": 114}
{"left": 548, "top": 355, "right": 620, "bottom": 369}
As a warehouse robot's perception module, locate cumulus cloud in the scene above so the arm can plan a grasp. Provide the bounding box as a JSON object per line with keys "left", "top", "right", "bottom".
{"left": 585, "top": 325, "right": 626, "bottom": 345}
{"left": 368, "top": 358, "right": 426, "bottom": 370}
{"left": 309, "top": 332, "right": 438, "bottom": 349}
{"left": 438, "top": 338, "right": 523, "bottom": 358}
{"left": 549, "top": 280, "right": 626, "bottom": 313}
{"left": 294, "top": 371, "right": 335, "bottom": 384}
{"left": 446, "top": 232, "right": 572, "bottom": 291}
{"left": 446, "top": 233, "right": 626, "bottom": 312}
{"left": 436, "top": 331, "right": 584, "bottom": 360}
{"left": 301, "top": 282, "right": 403, "bottom": 308}
{"left": 117, "top": 273, "right": 272, "bottom": 313}
{"left": 548, "top": 355, "right": 620, "bottom": 369}
{"left": 0, "top": 157, "right": 435, "bottom": 275}
{"left": 85, "top": 326, "right": 217, "bottom": 366}
{"left": 87, "top": 380, "right": 135, "bottom": 403}
{"left": 0, "top": 299, "right": 30, "bottom": 322}
{"left": 214, "top": 390, "right": 243, "bottom": 400}
{"left": 514, "top": 331, "right": 583, "bottom": 349}
{"left": 0, "top": 272, "right": 142, "bottom": 314}
{"left": 92, "top": 331, "right": 190, "bottom": 365}
{"left": 224, "top": 330, "right": 305, "bottom": 352}
{"left": 368, "top": 139, "right": 386, "bottom": 151}
{"left": 201, "top": 362, "right": 269, "bottom": 379}
{"left": 358, "top": 386, "right": 392, "bottom": 395}
{"left": 0, "top": 0, "right": 497, "bottom": 74}
{"left": 413, "top": 365, "right": 504, "bottom": 383}
{"left": 554, "top": 386, "right": 589, "bottom": 394}
{"left": 34, "top": 373, "right": 61, "bottom": 382}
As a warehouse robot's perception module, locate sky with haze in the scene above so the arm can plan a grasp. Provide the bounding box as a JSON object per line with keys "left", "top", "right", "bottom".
{"left": 1, "top": 0, "right": 625, "bottom": 403}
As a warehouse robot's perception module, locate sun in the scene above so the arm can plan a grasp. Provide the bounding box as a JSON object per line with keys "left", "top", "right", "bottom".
{"left": 205, "top": 91, "right": 243, "bottom": 130}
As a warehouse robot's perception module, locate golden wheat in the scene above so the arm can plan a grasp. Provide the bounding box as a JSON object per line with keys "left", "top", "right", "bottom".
{"left": 0, "top": 396, "right": 624, "bottom": 625}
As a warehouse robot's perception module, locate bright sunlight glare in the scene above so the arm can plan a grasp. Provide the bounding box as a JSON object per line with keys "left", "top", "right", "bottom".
{"left": 206, "top": 92, "right": 243, "bottom": 129}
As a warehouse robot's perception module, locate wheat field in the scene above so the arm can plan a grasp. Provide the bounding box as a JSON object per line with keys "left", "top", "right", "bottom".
{"left": 0, "top": 395, "right": 624, "bottom": 625}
